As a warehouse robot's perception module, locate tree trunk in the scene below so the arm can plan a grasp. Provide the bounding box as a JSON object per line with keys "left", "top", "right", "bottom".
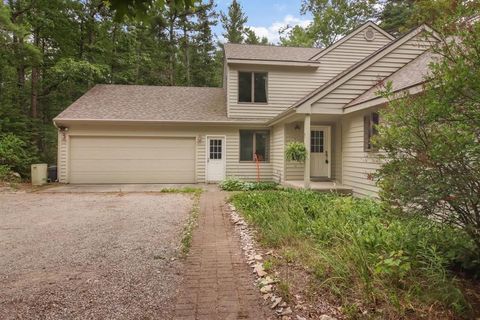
{"left": 30, "top": 28, "right": 40, "bottom": 118}
{"left": 183, "top": 22, "right": 190, "bottom": 86}
{"left": 168, "top": 12, "right": 176, "bottom": 86}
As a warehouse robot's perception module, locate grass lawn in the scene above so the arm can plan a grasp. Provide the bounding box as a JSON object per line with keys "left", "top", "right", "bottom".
{"left": 231, "top": 190, "right": 480, "bottom": 319}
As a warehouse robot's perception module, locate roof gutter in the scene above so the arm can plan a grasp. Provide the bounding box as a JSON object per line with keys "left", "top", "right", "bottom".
{"left": 53, "top": 118, "right": 269, "bottom": 126}
{"left": 227, "top": 59, "right": 320, "bottom": 68}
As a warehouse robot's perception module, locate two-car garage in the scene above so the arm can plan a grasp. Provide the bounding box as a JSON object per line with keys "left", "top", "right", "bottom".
{"left": 68, "top": 136, "right": 196, "bottom": 184}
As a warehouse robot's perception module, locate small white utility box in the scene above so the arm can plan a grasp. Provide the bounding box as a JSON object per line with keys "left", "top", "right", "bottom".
{"left": 31, "top": 163, "right": 48, "bottom": 186}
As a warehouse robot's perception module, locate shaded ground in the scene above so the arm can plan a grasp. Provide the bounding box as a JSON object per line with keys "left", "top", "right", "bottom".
{"left": 0, "top": 192, "right": 193, "bottom": 319}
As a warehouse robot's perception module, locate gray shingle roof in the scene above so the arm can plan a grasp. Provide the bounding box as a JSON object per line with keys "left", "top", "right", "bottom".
{"left": 223, "top": 43, "right": 322, "bottom": 62}
{"left": 347, "top": 51, "right": 437, "bottom": 107}
{"left": 54, "top": 85, "right": 235, "bottom": 122}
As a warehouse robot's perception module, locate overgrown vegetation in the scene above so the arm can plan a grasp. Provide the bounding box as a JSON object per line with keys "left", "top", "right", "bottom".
{"left": 374, "top": 15, "right": 480, "bottom": 253}
{"left": 180, "top": 188, "right": 202, "bottom": 256}
{"left": 219, "top": 177, "right": 279, "bottom": 191}
{"left": 0, "top": 133, "right": 38, "bottom": 179}
{"left": 231, "top": 190, "right": 480, "bottom": 318}
{"left": 160, "top": 186, "right": 203, "bottom": 194}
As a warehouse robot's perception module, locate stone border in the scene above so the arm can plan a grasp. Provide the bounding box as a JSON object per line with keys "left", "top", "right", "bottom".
{"left": 228, "top": 203, "right": 299, "bottom": 319}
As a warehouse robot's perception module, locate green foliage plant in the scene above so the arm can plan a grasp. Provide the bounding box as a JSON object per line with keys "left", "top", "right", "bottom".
{"left": 374, "top": 20, "right": 480, "bottom": 253}
{"left": 0, "top": 134, "right": 38, "bottom": 178}
{"left": 285, "top": 141, "right": 308, "bottom": 162}
{"left": 219, "top": 177, "right": 278, "bottom": 191}
{"left": 231, "top": 190, "right": 479, "bottom": 318}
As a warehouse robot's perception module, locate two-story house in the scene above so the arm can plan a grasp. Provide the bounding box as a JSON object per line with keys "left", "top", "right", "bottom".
{"left": 54, "top": 22, "right": 439, "bottom": 197}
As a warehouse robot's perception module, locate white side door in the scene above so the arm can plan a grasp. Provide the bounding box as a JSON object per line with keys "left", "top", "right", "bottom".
{"left": 206, "top": 136, "right": 226, "bottom": 182}
{"left": 310, "top": 126, "right": 331, "bottom": 178}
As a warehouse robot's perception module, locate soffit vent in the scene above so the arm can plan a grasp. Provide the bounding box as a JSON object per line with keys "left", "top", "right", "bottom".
{"left": 364, "top": 27, "right": 375, "bottom": 41}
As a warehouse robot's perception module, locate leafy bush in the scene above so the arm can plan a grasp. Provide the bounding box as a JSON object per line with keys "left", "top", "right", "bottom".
{"left": 219, "top": 177, "right": 278, "bottom": 191}
{"left": 231, "top": 190, "right": 479, "bottom": 318}
{"left": 0, "top": 164, "right": 20, "bottom": 182}
{"left": 285, "top": 141, "right": 307, "bottom": 162}
{"left": 374, "top": 22, "right": 480, "bottom": 254}
{"left": 0, "top": 134, "right": 38, "bottom": 178}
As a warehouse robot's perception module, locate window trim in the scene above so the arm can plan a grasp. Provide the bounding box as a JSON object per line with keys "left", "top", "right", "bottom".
{"left": 364, "top": 111, "right": 379, "bottom": 152}
{"left": 238, "top": 129, "right": 271, "bottom": 163}
{"left": 237, "top": 71, "right": 268, "bottom": 104}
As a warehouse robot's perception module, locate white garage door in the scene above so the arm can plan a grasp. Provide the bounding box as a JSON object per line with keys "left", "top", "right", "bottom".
{"left": 69, "top": 136, "right": 196, "bottom": 183}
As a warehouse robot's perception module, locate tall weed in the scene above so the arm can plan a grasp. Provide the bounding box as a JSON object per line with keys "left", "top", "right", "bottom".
{"left": 231, "top": 190, "right": 479, "bottom": 317}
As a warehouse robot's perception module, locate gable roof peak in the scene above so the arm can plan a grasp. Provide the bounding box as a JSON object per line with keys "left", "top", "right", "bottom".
{"left": 308, "top": 20, "right": 395, "bottom": 60}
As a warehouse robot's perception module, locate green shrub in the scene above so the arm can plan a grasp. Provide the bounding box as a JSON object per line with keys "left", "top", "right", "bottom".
{"left": 219, "top": 177, "right": 278, "bottom": 191}
{"left": 285, "top": 141, "right": 307, "bottom": 162}
{"left": 0, "top": 134, "right": 38, "bottom": 178}
{"left": 231, "top": 190, "right": 479, "bottom": 318}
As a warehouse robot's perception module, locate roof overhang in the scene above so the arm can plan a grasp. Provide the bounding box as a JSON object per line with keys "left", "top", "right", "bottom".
{"left": 227, "top": 59, "right": 320, "bottom": 68}
{"left": 344, "top": 83, "right": 425, "bottom": 114}
{"left": 53, "top": 118, "right": 269, "bottom": 127}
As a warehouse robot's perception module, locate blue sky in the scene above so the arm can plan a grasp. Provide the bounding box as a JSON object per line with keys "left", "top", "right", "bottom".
{"left": 212, "top": 0, "right": 313, "bottom": 43}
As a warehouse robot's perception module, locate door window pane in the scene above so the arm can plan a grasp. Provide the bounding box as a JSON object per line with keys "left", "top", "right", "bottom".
{"left": 238, "top": 72, "right": 252, "bottom": 102}
{"left": 254, "top": 72, "right": 267, "bottom": 103}
{"left": 311, "top": 130, "right": 324, "bottom": 153}
{"left": 209, "top": 139, "right": 222, "bottom": 159}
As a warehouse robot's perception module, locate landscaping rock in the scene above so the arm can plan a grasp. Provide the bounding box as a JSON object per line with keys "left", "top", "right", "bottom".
{"left": 271, "top": 297, "right": 282, "bottom": 309}
{"left": 254, "top": 263, "right": 267, "bottom": 277}
{"left": 260, "top": 285, "right": 273, "bottom": 294}
{"left": 319, "top": 315, "right": 337, "bottom": 320}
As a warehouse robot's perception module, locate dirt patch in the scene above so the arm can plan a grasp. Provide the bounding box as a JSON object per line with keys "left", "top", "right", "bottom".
{"left": 0, "top": 192, "right": 193, "bottom": 319}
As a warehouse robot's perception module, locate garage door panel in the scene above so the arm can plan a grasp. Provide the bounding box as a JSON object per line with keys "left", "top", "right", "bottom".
{"left": 70, "top": 172, "right": 195, "bottom": 184}
{"left": 71, "top": 159, "right": 195, "bottom": 171}
{"left": 71, "top": 148, "right": 195, "bottom": 160}
{"left": 69, "top": 136, "right": 196, "bottom": 183}
{"left": 71, "top": 137, "right": 193, "bottom": 148}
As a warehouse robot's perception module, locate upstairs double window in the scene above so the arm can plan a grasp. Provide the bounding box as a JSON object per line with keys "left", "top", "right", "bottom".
{"left": 238, "top": 72, "right": 268, "bottom": 103}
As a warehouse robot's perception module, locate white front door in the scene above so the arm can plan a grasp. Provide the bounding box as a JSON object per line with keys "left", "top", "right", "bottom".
{"left": 310, "top": 126, "right": 331, "bottom": 178}
{"left": 206, "top": 136, "right": 226, "bottom": 182}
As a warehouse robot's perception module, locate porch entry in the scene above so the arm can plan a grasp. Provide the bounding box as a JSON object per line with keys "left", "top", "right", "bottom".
{"left": 206, "top": 136, "right": 226, "bottom": 182}
{"left": 310, "top": 126, "right": 331, "bottom": 179}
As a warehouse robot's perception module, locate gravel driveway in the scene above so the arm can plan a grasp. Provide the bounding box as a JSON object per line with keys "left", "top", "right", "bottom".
{"left": 0, "top": 192, "right": 193, "bottom": 319}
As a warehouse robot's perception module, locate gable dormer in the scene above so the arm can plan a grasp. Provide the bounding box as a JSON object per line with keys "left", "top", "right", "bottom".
{"left": 223, "top": 22, "right": 394, "bottom": 120}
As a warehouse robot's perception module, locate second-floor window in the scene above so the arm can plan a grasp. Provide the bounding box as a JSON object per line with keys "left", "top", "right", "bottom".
{"left": 238, "top": 72, "right": 267, "bottom": 103}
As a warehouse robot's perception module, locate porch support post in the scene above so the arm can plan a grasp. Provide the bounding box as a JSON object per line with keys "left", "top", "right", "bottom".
{"left": 304, "top": 114, "right": 311, "bottom": 189}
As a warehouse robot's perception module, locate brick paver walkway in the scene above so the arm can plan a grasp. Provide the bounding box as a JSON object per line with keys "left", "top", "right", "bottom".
{"left": 174, "top": 190, "right": 268, "bottom": 320}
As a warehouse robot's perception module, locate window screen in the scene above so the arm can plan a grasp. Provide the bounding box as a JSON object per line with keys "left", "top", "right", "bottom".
{"left": 364, "top": 112, "right": 380, "bottom": 151}
{"left": 238, "top": 72, "right": 252, "bottom": 103}
{"left": 239, "top": 130, "right": 270, "bottom": 161}
{"left": 254, "top": 72, "right": 267, "bottom": 103}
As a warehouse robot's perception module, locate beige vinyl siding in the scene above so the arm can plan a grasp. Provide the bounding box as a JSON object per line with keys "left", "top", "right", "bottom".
{"left": 271, "top": 124, "right": 285, "bottom": 182}
{"left": 312, "top": 33, "right": 433, "bottom": 113}
{"left": 333, "top": 121, "right": 342, "bottom": 182}
{"left": 227, "top": 28, "right": 392, "bottom": 119}
{"left": 341, "top": 109, "right": 381, "bottom": 197}
{"left": 57, "top": 131, "right": 68, "bottom": 182}
{"left": 57, "top": 124, "right": 273, "bottom": 183}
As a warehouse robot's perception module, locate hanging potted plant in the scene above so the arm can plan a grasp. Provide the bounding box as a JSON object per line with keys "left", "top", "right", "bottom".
{"left": 285, "top": 141, "right": 308, "bottom": 162}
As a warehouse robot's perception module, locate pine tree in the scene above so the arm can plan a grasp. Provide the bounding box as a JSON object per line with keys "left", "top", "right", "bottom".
{"left": 220, "top": 0, "right": 247, "bottom": 43}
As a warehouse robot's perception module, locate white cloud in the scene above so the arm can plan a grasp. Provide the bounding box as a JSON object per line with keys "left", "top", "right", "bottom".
{"left": 247, "top": 15, "right": 312, "bottom": 44}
